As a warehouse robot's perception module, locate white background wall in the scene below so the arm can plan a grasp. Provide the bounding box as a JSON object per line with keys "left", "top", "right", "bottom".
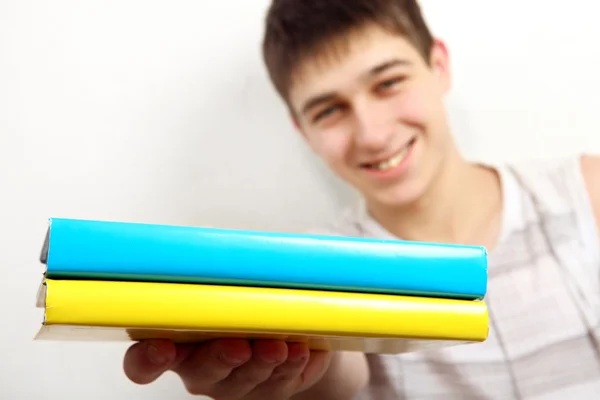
{"left": 1, "top": 1, "right": 599, "bottom": 399}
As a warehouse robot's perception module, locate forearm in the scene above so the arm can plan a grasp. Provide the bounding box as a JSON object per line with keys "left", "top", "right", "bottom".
{"left": 292, "top": 351, "right": 369, "bottom": 400}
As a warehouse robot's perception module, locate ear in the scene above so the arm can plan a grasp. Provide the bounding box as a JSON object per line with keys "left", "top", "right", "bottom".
{"left": 429, "top": 38, "right": 451, "bottom": 93}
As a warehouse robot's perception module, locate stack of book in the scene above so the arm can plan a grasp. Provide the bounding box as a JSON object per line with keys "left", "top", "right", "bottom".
{"left": 34, "top": 217, "right": 489, "bottom": 354}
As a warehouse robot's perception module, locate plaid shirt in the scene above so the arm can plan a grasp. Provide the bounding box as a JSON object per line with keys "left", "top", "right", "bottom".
{"left": 322, "top": 155, "right": 600, "bottom": 399}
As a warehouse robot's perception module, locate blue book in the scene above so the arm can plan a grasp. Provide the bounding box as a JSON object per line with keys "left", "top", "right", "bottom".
{"left": 40, "top": 217, "right": 488, "bottom": 300}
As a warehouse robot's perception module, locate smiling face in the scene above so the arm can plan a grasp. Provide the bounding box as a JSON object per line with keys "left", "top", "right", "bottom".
{"left": 288, "top": 25, "right": 456, "bottom": 209}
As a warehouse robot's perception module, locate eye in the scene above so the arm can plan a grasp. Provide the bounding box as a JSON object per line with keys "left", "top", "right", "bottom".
{"left": 376, "top": 77, "right": 406, "bottom": 92}
{"left": 313, "top": 105, "right": 341, "bottom": 123}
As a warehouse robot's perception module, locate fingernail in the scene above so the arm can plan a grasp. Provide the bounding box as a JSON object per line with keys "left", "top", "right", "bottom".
{"left": 146, "top": 344, "right": 168, "bottom": 365}
{"left": 260, "top": 353, "right": 282, "bottom": 364}
{"left": 288, "top": 354, "right": 307, "bottom": 364}
{"left": 219, "top": 352, "right": 244, "bottom": 366}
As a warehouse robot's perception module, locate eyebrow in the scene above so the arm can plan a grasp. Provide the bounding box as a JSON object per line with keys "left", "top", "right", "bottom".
{"left": 300, "top": 58, "right": 411, "bottom": 116}
{"left": 369, "top": 58, "right": 411, "bottom": 76}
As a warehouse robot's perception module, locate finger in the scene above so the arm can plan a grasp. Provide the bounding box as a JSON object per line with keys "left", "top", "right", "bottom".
{"left": 173, "top": 338, "right": 252, "bottom": 395}
{"left": 169, "top": 343, "right": 198, "bottom": 369}
{"left": 274, "top": 349, "right": 331, "bottom": 397}
{"left": 209, "top": 339, "right": 288, "bottom": 399}
{"left": 245, "top": 342, "right": 310, "bottom": 399}
{"left": 298, "top": 350, "right": 332, "bottom": 389}
{"left": 123, "top": 339, "right": 177, "bottom": 385}
{"left": 269, "top": 342, "right": 310, "bottom": 383}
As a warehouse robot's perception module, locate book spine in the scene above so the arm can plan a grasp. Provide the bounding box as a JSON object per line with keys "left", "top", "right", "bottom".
{"left": 44, "top": 218, "right": 487, "bottom": 299}
{"left": 44, "top": 279, "right": 490, "bottom": 341}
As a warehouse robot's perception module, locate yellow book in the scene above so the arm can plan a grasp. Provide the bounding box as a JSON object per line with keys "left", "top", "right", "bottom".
{"left": 35, "top": 279, "right": 489, "bottom": 354}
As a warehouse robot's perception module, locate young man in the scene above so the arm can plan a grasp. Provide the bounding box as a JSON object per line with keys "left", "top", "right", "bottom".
{"left": 122, "top": 0, "right": 600, "bottom": 399}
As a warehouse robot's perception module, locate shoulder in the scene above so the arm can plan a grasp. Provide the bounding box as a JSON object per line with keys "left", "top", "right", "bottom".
{"left": 504, "top": 154, "right": 598, "bottom": 217}
{"left": 580, "top": 154, "right": 600, "bottom": 229}
{"left": 501, "top": 153, "right": 600, "bottom": 256}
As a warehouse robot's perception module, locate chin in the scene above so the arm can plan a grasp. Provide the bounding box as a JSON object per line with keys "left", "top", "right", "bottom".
{"left": 365, "top": 177, "right": 430, "bottom": 210}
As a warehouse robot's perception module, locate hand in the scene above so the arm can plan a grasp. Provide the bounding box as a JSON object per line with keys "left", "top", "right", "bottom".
{"left": 123, "top": 338, "right": 333, "bottom": 399}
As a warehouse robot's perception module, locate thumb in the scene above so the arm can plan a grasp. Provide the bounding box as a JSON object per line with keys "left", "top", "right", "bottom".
{"left": 123, "top": 339, "right": 177, "bottom": 384}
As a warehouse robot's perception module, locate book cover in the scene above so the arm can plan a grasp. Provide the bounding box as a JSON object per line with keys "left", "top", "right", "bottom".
{"left": 41, "top": 218, "right": 488, "bottom": 299}
{"left": 35, "top": 279, "right": 489, "bottom": 354}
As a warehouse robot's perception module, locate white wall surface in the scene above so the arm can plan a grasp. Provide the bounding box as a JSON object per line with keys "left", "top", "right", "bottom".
{"left": 1, "top": 1, "right": 599, "bottom": 399}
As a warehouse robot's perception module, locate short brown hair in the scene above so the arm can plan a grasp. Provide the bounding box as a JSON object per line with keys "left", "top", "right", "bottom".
{"left": 262, "top": 0, "right": 434, "bottom": 104}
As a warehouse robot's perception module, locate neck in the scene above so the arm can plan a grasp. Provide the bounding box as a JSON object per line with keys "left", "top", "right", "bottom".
{"left": 366, "top": 151, "right": 503, "bottom": 249}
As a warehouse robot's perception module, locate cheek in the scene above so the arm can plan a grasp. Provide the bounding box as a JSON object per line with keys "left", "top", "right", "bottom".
{"left": 396, "top": 93, "right": 428, "bottom": 124}
{"left": 307, "top": 129, "right": 352, "bottom": 167}
{"left": 390, "top": 86, "right": 437, "bottom": 127}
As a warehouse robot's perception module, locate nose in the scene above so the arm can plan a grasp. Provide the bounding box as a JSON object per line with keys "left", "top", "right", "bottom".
{"left": 353, "top": 101, "right": 394, "bottom": 152}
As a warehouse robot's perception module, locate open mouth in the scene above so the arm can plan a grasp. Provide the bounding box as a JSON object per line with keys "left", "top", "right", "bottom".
{"left": 361, "top": 137, "right": 417, "bottom": 171}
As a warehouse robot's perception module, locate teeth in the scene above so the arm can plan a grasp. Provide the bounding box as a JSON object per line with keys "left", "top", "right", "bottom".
{"left": 374, "top": 147, "right": 409, "bottom": 171}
